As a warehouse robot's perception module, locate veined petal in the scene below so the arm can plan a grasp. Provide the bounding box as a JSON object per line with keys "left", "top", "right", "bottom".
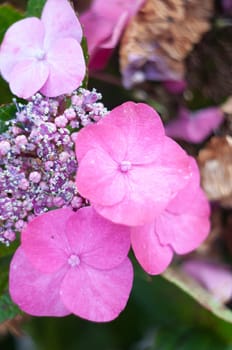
{"left": 9, "top": 59, "right": 49, "bottom": 99}
{"left": 94, "top": 160, "right": 189, "bottom": 226}
{"left": 65, "top": 207, "right": 131, "bottom": 270}
{"left": 0, "top": 17, "right": 45, "bottom": 80}
{"left": 42, "top": 0, "right": 82, "bottom": 48}
{"left": 9, "top": 248, "right": 70, "bottom": 317}
{"left": 60, "top": 259, "right": 133, "bottom": 322}
{"left": 166, "top": 157, "right": 200, "bottom": 214}
{"left": 157, "top": 136, "right": 192, "bottom": 194}
{"left": 75, "top": 122, "right": 127, "bottom": 163}
{"left": 103, "top": 102, "right": 165, "bottom": 164}
{"left": 40, "top": 38, "right": 85, "bottom": 97}
{"left": 76, "top": 149, "right": 126, "bottom": 206}
{"left": 157, "top": 189, "right": 210, "bottom": 254}
{"left": 21, "top": 208, "right": 73, "bottom": 273}
{"left": 131, "top": 222, "right": 173, "bottom": 275}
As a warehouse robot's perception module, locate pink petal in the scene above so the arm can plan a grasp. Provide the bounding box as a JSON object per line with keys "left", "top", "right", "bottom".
{"left": 9, "top": 59, "right": 49, "bottom": 99}
{"left": 91, "top": 0, "right": 144, "bottom": 19}
{"left": 165, "top": 156, "right": 200, "bottom": 215}
{"left": 0, "top": 17, "right": 45, "bottom": 80}
{"left": 9, "top": 248, "right": 70, "bottom": 317}
{"left": 158, "top": 136, "right": 192, "bottom": 194}
{"left": 80, "top": 0, "right": 144, "bottom": 70}
{"left": 42, "top": 0, "right": 82, "bottom": 48}
{"left": 87, "top": 13, "right": 128, "bottom": 70}
{"left": 22, "top": 208, "right": 74, "bottom": 273}
{"left": 131, "top": 222, "right": 173, "bottom": 275}
{"left": 157, "top": 189, "right": 210, "bottom": 254}
{"left": 65, "top": 207, "right": 131, "bottom": 270}
{"left": 80, "top": 12, "right": 116, "bottom": 56}
{"left": 75, "top": 122, "right": 127, "bottom": 163}
{"left": 76, "top": 149, "right": 126, "bottom": 206}
{"left": 60, "top": 258, "right": 133, "bottom": 322}
{"left": 165, "top": 107, "right": 224, "bottom": 144}
{"left": 103, "top": 102, "right": 165, "bottom": 164}
{"left": 94, "top": 142, "right": 192, "bottom": 226}
{"left": 94, "top": 163, "right": 182, "bottom": 226}
{"left": 40, "top": 38, "right": 85, "bottom": 97}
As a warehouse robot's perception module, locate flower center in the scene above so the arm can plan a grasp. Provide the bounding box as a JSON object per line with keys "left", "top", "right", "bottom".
{"left": 119, "top": 160, "right": 132, "bottom": 172}
{"left": 34, "top": 49, "right": 46, "bottom": 61}
{"left": 68, "top": 254, "right": 80, "bottom": 267}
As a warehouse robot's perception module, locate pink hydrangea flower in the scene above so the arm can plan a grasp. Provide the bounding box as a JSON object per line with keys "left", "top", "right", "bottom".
{"left": 165, "top": 107, "right": 224, "bottom": 144}
{"left": 0, "top": 0, "right": 86, "bottom": 99}
{"left": 131, "top": 158, "right": 210, "bottom": 274}
{"left": 9, "top": 207, "right": 133, "bottom": 322}
{"left": 80, "top": 0, "right": 144, "bottom": 70}
{"left": 75, "top": 101, "right": 192, "bottom": 226}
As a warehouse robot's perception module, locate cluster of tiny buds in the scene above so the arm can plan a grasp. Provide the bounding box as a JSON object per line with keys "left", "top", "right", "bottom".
{"left": 0, "top": 88, "right": 108, "bottom": 246}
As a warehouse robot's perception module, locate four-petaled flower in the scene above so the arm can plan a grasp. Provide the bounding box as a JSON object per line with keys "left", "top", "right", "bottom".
{"left": 10, "top": 207, "right": 133, "bottom": 322}
{"left": 0, "top": 0, "right": 86, "bottom": 98}
{"left": 75, "top": 101, "right": 192, "bottom": 226}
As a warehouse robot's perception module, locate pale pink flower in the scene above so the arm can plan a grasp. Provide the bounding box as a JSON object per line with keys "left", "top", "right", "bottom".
{"left": 0, "top": 0, "right": 85, "bottom": 99}
{"left": 131, "top": 158, "right": 210, "bottom": 274}
{"left": 75, "top": 101, "right": 192, "bottom": 226}
{"left": 165, "top": 107, "right": 224, "bottom": 144}
{"left": 182, "top": 259, "right": 232, "bottom": 303}
{"left": 80, "top": 0, "right": 144, "bottom": 70}
{"left": 9, "top": 207, "right": 133, "bottom": 322}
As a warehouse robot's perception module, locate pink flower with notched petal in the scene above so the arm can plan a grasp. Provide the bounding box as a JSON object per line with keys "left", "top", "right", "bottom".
{"left": 9, "top": 207, "right": 133, "bottom": 322}
{"left": 80, "top": 0, "right": 145, "bottom": 70}
{"left": 131, "top": 158, "right": 210, "bottom": 275}
{"left": 75, "top": 101, "right": 192, "bottom": 226}
{"left": 0, "top": 0, "right": 85, "bottom": 99}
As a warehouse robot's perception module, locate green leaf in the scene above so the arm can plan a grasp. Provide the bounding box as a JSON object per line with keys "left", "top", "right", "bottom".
{"left": 0, "top": 253, "right": 20, "bottom": 323}
{"left": 163, "top": 267, "right": 232, "bottom": 324}
{"left": 81, "top": 36, "right": 89, "bottom": 89}
{"left": 0, "top": 103, "right": 17, "bottom": 133}
{"left": 0, "top": 292, "right": 20, "bottom": 323}
{"left": 0, "top": 4, "right": 24, "bottom": 43}
{"left": 0, "top": 77, "right": 14, "bottom": 105}
{"left": 26, "top": 0, "right": 46, "bottom": 17}
{"left": 0, "top": 240, "right": 19, "bottom": 259}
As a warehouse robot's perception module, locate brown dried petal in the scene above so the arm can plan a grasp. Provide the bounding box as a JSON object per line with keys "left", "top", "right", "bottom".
{"left": 120, "top": 0, "right": 213, "bottom": 86}
{"left": 198, "top": 136, "right": 232, "bottom": 206}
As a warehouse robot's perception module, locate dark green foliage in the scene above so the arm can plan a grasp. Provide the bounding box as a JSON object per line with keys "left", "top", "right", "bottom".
{"left": 26, "top": 0, "right": 46, "bottom": 17}
{"left": 0, "top": 104, "right": 17, "bottom": 133}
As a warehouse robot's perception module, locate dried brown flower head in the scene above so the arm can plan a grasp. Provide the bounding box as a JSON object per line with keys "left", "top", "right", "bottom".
{"left": 198, "top": 136, "right": 232, "bottom": 207}
{"left": 120, "top": 0, "right": 213, "bottom": 87}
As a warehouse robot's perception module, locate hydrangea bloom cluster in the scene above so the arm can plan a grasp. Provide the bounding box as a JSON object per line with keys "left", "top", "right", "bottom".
{"left": 0, "top": 89, "right": 107, "bottom": 246}
{"left": 0, "top": 0, "right": 211, "bottom": 323}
